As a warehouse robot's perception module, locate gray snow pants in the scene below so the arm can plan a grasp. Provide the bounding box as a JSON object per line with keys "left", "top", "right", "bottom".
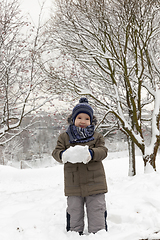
{"left": 66, "top": 193, "right": 107, "bottom": 234}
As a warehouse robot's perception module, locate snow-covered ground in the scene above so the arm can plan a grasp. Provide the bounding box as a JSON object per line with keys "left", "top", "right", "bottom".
{"left": 0, "top": 151, "right": 160, "bottom": 240}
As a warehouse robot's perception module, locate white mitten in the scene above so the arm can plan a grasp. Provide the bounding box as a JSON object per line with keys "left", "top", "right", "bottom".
{"left": 62, "top": 145, "right": 91, "bottom": 164}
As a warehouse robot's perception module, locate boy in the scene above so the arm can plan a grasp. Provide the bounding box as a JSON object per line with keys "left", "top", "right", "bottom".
{"left": 52, "top": 97, "right": 108, "bottom": 235}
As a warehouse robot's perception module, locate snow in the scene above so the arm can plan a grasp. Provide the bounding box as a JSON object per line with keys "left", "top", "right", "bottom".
{"left": 0, "top": 152, "right": 160, "bottom": 240}
{"left": 62, "top": 145, "right": 91, "bottom": 164}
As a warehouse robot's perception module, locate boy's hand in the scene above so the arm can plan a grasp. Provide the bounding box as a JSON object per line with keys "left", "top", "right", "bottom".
{"left": 62, "top": 145, "right": 92, "bottom": 164}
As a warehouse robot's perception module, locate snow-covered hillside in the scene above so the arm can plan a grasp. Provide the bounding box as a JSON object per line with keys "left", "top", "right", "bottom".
{"left": 0, "top": 152, "right": 160, "bottom": 240}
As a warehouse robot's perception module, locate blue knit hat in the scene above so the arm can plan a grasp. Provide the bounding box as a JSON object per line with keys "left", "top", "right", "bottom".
{"left": 72, "top": 97, "right": 93, "bottom": 124}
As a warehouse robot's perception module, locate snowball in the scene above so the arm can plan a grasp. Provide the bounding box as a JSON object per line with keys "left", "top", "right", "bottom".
{"left": 62, "top": 145, "right": 91, "bottom": 164}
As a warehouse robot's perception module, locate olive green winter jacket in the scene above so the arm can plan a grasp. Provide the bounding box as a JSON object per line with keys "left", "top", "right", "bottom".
{"left": 52, "top": 131, "right": 108, "bottom": 197}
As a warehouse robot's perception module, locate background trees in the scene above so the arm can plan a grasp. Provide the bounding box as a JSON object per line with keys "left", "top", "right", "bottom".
{"left": 48, "top": 0, "right": 160, "bottom": 174}
{"left": 0, "top": 0, "right": 65, "bottom": 165}
{"left": 0, "top": 0, "right": 53, "bottom": 146}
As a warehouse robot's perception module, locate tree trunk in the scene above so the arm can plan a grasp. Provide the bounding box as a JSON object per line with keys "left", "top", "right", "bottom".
{"left": 128, "top": 136, "right": 136, "bottom": 176}
{"left": 143, "top": 136, "right": 160, "bottom": 172}
{"left": 143, "top": 153, "right": 156, "bottom": 172}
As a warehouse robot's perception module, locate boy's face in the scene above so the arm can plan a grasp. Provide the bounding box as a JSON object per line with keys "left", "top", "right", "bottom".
{"left": 74, "top": 113, "right": 91, "bottom": 128}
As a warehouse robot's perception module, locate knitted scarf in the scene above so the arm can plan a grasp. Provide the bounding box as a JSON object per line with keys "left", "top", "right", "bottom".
{"left": 66, "top": 124, "right": 95, "bottom": 143}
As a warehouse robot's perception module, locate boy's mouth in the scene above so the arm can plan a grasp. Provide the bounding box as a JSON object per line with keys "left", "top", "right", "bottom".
{"left": 80, "top": 125, "right": 85, "bottom": 128}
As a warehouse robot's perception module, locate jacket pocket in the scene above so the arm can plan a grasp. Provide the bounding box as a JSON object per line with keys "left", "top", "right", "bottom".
{"left": 65, "top": 166, "right": 79, "bottom": 186}
{"left": 87, "top": 162, "right": 105, "bottom": 183}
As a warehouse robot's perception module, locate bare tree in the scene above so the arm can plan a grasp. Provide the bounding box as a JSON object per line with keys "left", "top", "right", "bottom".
{"left": 0, "top": 0, "right": 54, "bottom": 149}
{"left": 48, "top": 0, "right": 160, "bottom": 174}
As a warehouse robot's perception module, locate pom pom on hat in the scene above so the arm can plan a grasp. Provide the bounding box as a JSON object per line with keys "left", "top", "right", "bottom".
{"left": 72, "top": 97, "right": 93, "bottom": 123}
{"left": 79, "top": 97, "right": 89, "bottom": 104}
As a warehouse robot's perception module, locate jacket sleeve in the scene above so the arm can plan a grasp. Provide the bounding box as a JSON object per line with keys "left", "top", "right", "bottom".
{"left": 91, "top": 133, "right": 108, "bottom": 162}
{"left": 52, "top": 133, "right": 66, "bottom": 164}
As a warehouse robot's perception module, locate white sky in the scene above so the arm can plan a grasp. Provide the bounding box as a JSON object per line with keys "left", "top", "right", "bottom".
{"left": 20, "top": 0, "right": 53, "bottom": 25}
